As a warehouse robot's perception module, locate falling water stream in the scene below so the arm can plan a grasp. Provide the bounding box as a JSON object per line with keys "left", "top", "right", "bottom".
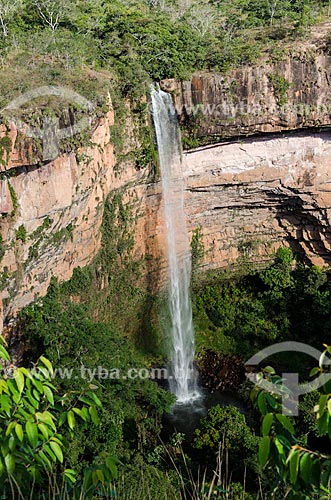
{"left": 151, "top": 86, "right": 200, "bottom": 404}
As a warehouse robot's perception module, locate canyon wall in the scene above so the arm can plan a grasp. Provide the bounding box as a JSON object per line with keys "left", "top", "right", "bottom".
{"left": 182, "top": 131, "right": 331, "bottom": 270}
{"left": 162, "top": 26, "right": 331, "bottom": 141}
{"left": 0, "top": 107, "right": 159, "bottom": 333}
{"left": 2, "top": 29, "right": 331, "bottom": 329}
{"left": 158, "top": 31, "right": 331, "bottom": 270}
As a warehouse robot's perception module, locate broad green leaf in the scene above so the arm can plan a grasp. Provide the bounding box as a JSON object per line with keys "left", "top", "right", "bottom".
{"left": 64, "top": 469, "right": 76, "bottom": 484}
{"left": 258, "top": 436, "right": 270, "bottom": 467}
{"left": 318, "top": 394, "right": 328, "bottom": 418}
{"left": 1, "top": 442, "right": 9, "bottom": 456}
{"left": 289, "top": 450, "right": 300, "bottom": 484}
{"left": 96, "top": 469, "right": 104, "bottom": 482}
{"left": 78, "top": 396, "right": 94, "bottom": 406}
{"left": 80, "top": 407, "right": 89, "bottom": 421}
{"left": 73, "top": 408, "right": 86, "bottom": 420}
{"left": 23, "top": 400, "right": 35, "bottom": 414}
{"left": 7, "top": 379, "right": 19, "bottom": 399}
{"left": 44, "top": 444, "right": 56, "bottom": 462}
{"left": 8, "top": 436, "right": 16, "bottom": 452}
{"left": 31, "top": 378, "right": 43, "bottom": 394}
{"left": 43, "top": 385, "right": 54, "bottom": 406}
{"left": 275, "top": 414, "right": 295, "bottom": 434}
{"left": 83, "top": 469, "right": 92, "bottom": 490}
{"left": 310, "top": 367, "right": 320, "bottom": 377}
{"left": 4, "top": 454, "right": 15, "bottom": 474}
{"left": 37, "top": 450, "right": 52, "bottom": 469}
{"left": 50, "top": 441, "right": 63, "bottom": 463}
{"left": 262, "top": 413, "right": 273, "bottom": 437}
{"left": 266, "top": 393, "right": 278, "bottom": 409}
{"left": 274, "top": 438, "right": 285, "bottom": 459}
{"left": 67, "top": 410, "right": 75, "bottom": 430}
{"left": 58, "top": 412, "right": 67, "bottom": 427}
{"left": 39, "top": 356, "right": 53, "bottom": 375}
{"left": 258, "top": 392, "right": 267, "bottom": 416}
{"left": 311, "top": 459, "right": 321, "bottom": 486}
{"left": 86, "top": 391, "right": 102, "bottom": 408}
{"left": 15, "top": 424, "right": 23, "bottom": 442}
{"left": 32, "top": 389, "right": 40, "bottom": 401}
{"left": 34, "top": 367, "right": 49, "bottom": 380}
{"left": 35, "top": 411, "right": 56, "bottom": 430}
{"left": 89, "top": 406, "right": 99, "bottom": 425}
{"left": 19, "top": 367, "right": 32, "bottom": 379}
{"left": 318, "top": 411, "right": 329, "bottom": 436}
{"left": 6, "top": 421, "right": 16, "bottom": 437}
{"left": 50, "top": 436, "right": 62, "bottom": 446}
{"left": 26, "top": 422, "right": 38, "bottom": 448}
{"left": 26, "top": 389, "right": 39, "bottom": 409}
{"left": 1, "top": 395, "right": 12, "bottom": 415}
{"left": 327, "top": 398, "right": 331, "bottom": 416}
{"left": 0, "top": 345, "right": 10, "bottom": 361}
{"left": 16, "top": 407, "right": 30, "bottom": 420}
{"left": 14, "top": 369, "right": 25, "bottom": 395}
{"left": 92, "top": 470, "right": 99, "bottom": 486}
{"left": 300, "top": 453, "right": 312, "bottom": 485}
{"left": 38, "top": 423, "right": 49, "bottom": 440}
{"left": 43, "top": 381, "right": 56, "bottom": 390}
{"left": 0, "top": 379, "right": 9, "bottom": 394}
{"left": 263, "top": 366, "right": 276, "bottom": 374}
{"left": 106, "top": 457, "right": 118, "bottom": 479}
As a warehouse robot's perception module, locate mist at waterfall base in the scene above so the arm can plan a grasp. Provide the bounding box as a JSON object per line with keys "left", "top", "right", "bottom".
{"left": 150, "top": 86, "right": 200, "bottom": 405}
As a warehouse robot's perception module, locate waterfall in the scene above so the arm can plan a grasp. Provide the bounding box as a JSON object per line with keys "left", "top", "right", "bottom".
{"left": 151, "top": 86, "right": 200, "bottom": 403}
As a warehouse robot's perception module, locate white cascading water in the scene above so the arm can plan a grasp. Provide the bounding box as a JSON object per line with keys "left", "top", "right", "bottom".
{"left": 151, "top": 86, "right": 200, "bottom": 403}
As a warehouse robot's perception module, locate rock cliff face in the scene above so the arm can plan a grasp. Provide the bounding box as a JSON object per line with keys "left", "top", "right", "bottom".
{"left": 0, "top": 106, "right": 154, "bottom": 332}
{"left": 182, "top": 131, "right": 331, "bottom": 270}
{"left": 157, "top": 30, "right": 331, "bottom": 270}
{"left": 161, "top": 28, "right": 331, "bottom": 141}
{"left": 2, "top": 31, "right": 331, "bottom": 330}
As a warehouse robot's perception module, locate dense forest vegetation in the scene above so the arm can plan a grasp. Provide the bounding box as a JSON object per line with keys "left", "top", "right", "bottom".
{"left": 2, "top": 199, "right": 331, "bottom": 499}
{"left": 2, "top": 0, "right": 331, "bottom": 499}
{"left": 0, "top": 0, "right": 330, "bottom": 103}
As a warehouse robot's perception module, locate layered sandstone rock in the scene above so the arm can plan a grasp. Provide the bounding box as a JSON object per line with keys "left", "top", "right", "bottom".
{"left": 3, "top": 28, "right": 331, "bottom": 331}
{"left": 162, "top": 25, "right": 331, "bottom": 141}
{"left": 0, "top": 106, "right": 155, "bottom": 332}
{"left": 182, "top": 130, "right": 331, "bottom": 270}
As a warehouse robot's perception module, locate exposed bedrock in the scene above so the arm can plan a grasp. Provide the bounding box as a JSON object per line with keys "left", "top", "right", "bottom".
{"left": 161, "top": 28, "right": 331, "bottom": 141}
{"left": 3, "top": 35, "right": 331, "bottom": 329}
{"left": 181, "top": 130, "right": 331, "bottom": 270}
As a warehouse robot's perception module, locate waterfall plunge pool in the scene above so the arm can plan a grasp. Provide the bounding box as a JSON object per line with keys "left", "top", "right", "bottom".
{"left": 159, "top": 379, "right": 246, "bottom": 443}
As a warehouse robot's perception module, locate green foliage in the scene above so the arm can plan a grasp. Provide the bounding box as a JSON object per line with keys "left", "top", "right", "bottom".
{"left": 191, "top": 225, "right": 204, "bottom": 274}
{"left": 0, "top": 0, "right": 325, "bottom": 105}
{"left": 0, "top": 135, "right": 12, "bottom": 166}
{"left": 252, "top": 347, "right": 331, "bottom": 499}
{"left": 193, "top": 405, "right": 259, "bottom": 489}
{"left": 192, "top": 247, "right": 331, "bottom": 359}
{"left": 115, "top": 458, "right": 180, "bottom": 500}
{"left": 19, "top": 276, "right": 174, "bottom": 478}
{"left": 0, "top": 234, "right": 5, "bottom": 262}
{"left": 194, "top": 404, "right": 258, "bottom": 453}
{"left": 259, "top": 247, "right": 294, "bottom": 301}
{"left": 7, "top": 181, "right": 18, "bottom": 217}
{"left": 268, "top": 72, "right": 292, "bottom": 106}
{"left": 0, "top": 335, "right": 118, "bottom": 498}
{"left": 15, "top": 224, "right": 27, "bottom": 243}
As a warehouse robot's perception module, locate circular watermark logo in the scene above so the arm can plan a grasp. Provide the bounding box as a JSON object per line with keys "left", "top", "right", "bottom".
{"left": 1, "top": 86, "right": 94, "bottom": 161}
{"left": 245, "top": 341, "right": 331, "bottom": 416}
